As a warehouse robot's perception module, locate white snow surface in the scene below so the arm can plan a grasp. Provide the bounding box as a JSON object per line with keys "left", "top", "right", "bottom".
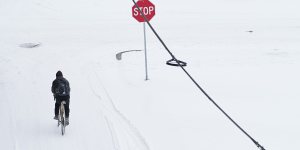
{"left": 1, "top": 0, "right": 300, "bottom": 150}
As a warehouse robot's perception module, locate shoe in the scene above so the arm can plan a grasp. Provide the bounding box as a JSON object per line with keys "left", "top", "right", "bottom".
{"left": 53, "top": 115, "right": 58, "bottom": 120}
{"left": 65, "top": 117, "right": 69, "bottom": 125}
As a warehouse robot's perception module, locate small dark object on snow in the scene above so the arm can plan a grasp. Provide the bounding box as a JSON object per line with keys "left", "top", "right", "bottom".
{"left": 19, "top": 43, "right": 41, "bottom": 48}
{"left": 166, "top": 58, "right": 187, "bottom": 67}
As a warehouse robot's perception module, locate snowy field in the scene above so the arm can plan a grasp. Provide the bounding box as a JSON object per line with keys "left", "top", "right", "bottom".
{"left": 0, "top": 0, "right": 300, "bottom": 150}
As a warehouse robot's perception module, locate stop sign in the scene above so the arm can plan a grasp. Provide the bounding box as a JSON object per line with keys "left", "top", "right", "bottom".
{"left": 132, "top": 0, "right": 155, "bottom": 22}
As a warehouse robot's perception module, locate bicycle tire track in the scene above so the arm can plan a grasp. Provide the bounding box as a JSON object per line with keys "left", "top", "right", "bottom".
{"left": 0, "top": 64, "right": 19, "bottom": 150}
{"left": 104, "top": 116, "right": 121, "bottom": 150}
{"left": 86, "top": 63, "right": 150, "bottom": 150}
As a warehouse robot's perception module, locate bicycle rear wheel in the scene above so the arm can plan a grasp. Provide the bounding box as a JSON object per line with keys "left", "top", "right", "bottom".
{"left": 61, "top": 117, "right": 65, "bottom": 135}
{"left": 59, "top": 101, "right": 66, "bottom": 136}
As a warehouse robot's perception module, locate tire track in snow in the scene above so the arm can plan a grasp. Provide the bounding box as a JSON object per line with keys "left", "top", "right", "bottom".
{"left": 104, "top": 116, "right": 121, "bottom": 150}
{"left": 0, "top": 57, "right": 19, "bottom": 150}
{"left": 4, "top": 95, "right": 19, "bottom": 150}
{"left": 85, "top": 63, "right": 150, "bottom": 150}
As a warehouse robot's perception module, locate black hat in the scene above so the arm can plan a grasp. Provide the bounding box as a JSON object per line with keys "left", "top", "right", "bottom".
{"left": 56, "top": 71, "right": 63, "bottom": 77}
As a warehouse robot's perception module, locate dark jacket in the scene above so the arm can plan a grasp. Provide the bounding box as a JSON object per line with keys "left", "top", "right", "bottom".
{"left": 51, "top": 76, "right": 71, "bottom": 97}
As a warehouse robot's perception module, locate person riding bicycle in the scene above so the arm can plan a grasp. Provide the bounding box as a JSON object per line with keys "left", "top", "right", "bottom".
{"left": 51, "top": 71, "right": 71, "bottom": 125}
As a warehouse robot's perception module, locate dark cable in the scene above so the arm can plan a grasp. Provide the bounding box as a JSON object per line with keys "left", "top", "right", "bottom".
{"left": 132, "top": 0, "right": 266, "bottom": 150}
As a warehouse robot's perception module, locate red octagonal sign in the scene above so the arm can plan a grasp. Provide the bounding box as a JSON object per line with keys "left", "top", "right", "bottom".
{"left": 132, "top": 0, "right": 155, "bottom": 22}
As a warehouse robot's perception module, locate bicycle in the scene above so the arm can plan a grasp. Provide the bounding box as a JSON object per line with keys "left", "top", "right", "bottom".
{"left": 57, "top": 101, "right": 67, "bottom": 135}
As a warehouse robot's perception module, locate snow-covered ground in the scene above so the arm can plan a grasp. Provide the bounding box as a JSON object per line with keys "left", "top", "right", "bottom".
{"left": 1, "top": 0, "right": 300, "bottom": 150}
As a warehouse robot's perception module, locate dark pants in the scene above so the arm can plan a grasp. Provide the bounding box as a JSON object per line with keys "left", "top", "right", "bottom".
{"left": 55, "top": 95, "right": 70, "bottom": 118}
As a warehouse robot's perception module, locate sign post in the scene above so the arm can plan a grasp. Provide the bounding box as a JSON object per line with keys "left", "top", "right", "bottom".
{"left": 132, "top": 0, "right": 155, "bottom": 80}
{"left": 143, "top": 22, "right": 148, "bottom": 80}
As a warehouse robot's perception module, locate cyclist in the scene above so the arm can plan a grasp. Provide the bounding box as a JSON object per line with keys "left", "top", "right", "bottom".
{"left": 51, "top": 71, "right": 71, "bottom": 125}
